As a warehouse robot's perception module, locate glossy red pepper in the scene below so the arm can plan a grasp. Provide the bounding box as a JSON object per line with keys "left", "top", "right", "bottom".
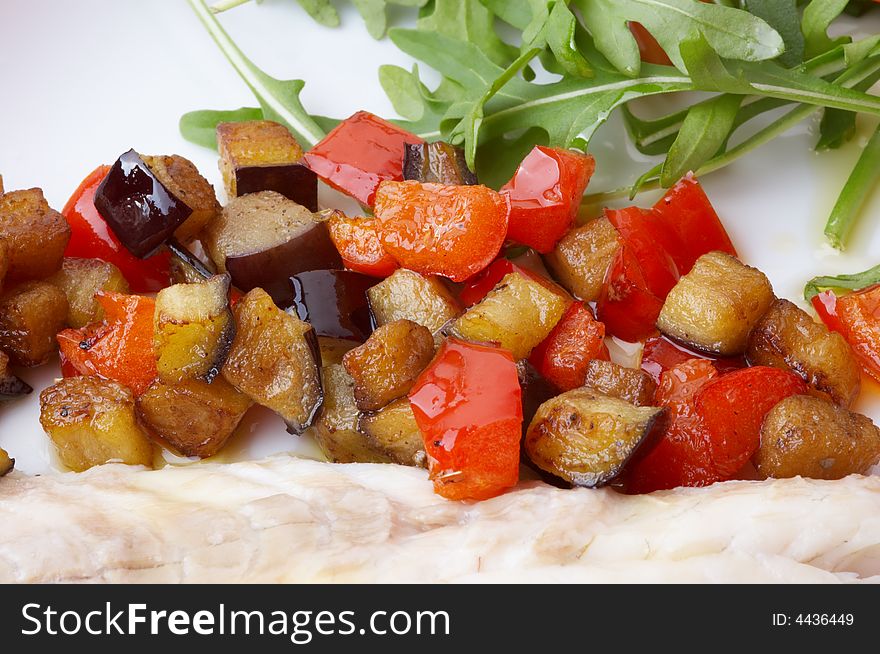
{"left": 640, "top": 334, "right": 745, "bottom": 384}
{"left": 811, "top": 290, "right": 845, "bottom": 335}
{"left": 528, "top": 302, "right": 609, "bottom": 391}
{"left": 459, "top": 258, "right": 567, "bottom": 307}
{"left": 62, "top": 166, "right": 171, "bottom": 293}
{"left": 605, "top": 207, "right": 679, "bottom": 298}
{"left": 408, "top": 338, "right": 522, "bottom": 501}
{"left": 596, "top": 242, "right": 664, "bottom": 343}
{"left": 833, "top": 284, "right": 880, "bottom": 383}
{"left": 500, "top": 146, "right": 595, "bottom": 253}
{"left": 303, "top": 111, "right": 423, "bottom": 207}
{"left": 326, "top": 212, "right": 398, "bottom": 278}
{"left": 629, "top": 22, "right": 673, "bottom": 66}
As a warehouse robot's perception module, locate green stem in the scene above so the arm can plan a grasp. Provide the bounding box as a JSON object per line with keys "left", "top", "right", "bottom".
{"left": 210, "top": 0, "right": 251, "bottom": 13}
{"left": 824, "top": 122, "right": 880, "bottom": 249}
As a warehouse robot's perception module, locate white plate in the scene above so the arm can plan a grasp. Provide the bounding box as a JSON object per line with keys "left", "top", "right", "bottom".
{"left": 1, "top": 0, "right": 879, "bottom": 475}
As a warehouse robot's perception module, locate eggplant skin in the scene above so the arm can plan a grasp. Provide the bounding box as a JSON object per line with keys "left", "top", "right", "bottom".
{"left": 582, "top": 360, "right": 657, "bottom": 407}
{"left": 94, "top": 150, "right": 192, "bottom": 258}
{"left": 287, "top": 270, "right": 375, "bottom": 342}
{"left": 236, "top": 165, "right": 318, "bottom": 212}
{"left": 0, "top": 350, "right": 32, "bottom": 402}
{"left": 0, "top": 447, "right": 13, "bottom": 477}
{"left": 403, "top": 141, "right": 478, "bottom": 185}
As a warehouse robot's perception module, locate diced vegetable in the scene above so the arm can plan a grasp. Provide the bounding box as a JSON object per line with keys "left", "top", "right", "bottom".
{"left": 0, "top": 240, "right": 9, "bottom": 289}
{"left": 0, "top": 447, "right": 12, "bottom": 477}
{"left": 827, "top": 284, "right": 880, "bottom": 383}
{"left": 367, "top": 268, "right": 461, "bottom": 336}
{"left": 409, "top": 338, "right": 522, "bottom": 501}
{"left": 342, "top": 319, "right": 435, "bottom": 412}
{"left": 0, "top": 187, "right": 70, "bottom": 282}
{"left": 447, "top": 271, "right": 569, "bottom": 360}
{"left": 357, "top": 398, "right": 426, "bottom": 468}
{"left": 0, "top": 350, "right": 32, "bottom": 402}
{"left": 459, "top": 257, "right": 567, "bottom": 308}
{"left": 93, "top": 150, "right": 193, "bottom": 258}
{"left": 582, "top": 360, "right": 657, "bottom": 407}
{"left": 373, "top": 180, "right": 509, "bottom": 282}
{"left": 640, "top": 334, "right": 744, "bottom": 385}
{"left": 222, "top": 288, "right": 322, "bottom": 433}
{"left": 656, "top": 251, "right": 774, "bottom": 356}
{"left": 287, "top": 270, "right": 375, "bottom": 341}
{"left": 501, "top": 146, "right": 595, "bottom": 253}
{"left": 137, "top": 377, "right": 252, "bottom": 458}
{"left": 327, "top": 212, "right": 398, "bottom": 278}
{"left": 167, "top": 239, "right": 217, "bottom": 285}
{"left": 605, "top": 207, "right": 679, "bottom": 299}
{"left": 48, "top": 257, "right": 129, "bottom": 328}
{"left": 746, "top": 299, "right": 860, "bottom": 407}
{"left": 528, "top": 302, "right": 608, "bottom": 391}
{"left": 0, "top": 281, "right": 68, "bottom": 366}
{"left": 154, "top": 274, "right": 234, "bottom": 384}
{"left": 545, "top": 216, "right": 619, "bottom": 302}
{"left": 140, "top": 154, "right": 220, "bottom": 242}
{"left": 38, "top": 376, "right": 154, "bottom": 472}
{"left": 403, "top": 141, "right": 477, "bottom": 185}
{"left": 217, "top": 119, "right": 317, "bottom": 211}
{"left": 811, "top": 290, "right": 846, "bottom": 335}
{"left": 525, "top": 388, "right": 665, "bottom": 487}
{"left": 755, "top": 395, "right": 880, "bottom": 480}
{"left": 318, "top": 335, "right": 360, "bottom": 366}
{"left": 597, "top": 243, "right": 664, "bottom": 343}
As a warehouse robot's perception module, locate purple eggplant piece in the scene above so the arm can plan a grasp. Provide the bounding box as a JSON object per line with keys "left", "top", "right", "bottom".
{"left": 285, "top": 270, "right": 375, "bottom": 342}
{"left": 94, "top": 150, "right": 192, "bottom": 258}
{"left": 235, "top": 164, "right": 318, "bottom": 212}
{"left": 167, "top": 238, "right": 215, "bottom": 282}
{"left": 403, "top": 141, "right": 478, "bottom": 185}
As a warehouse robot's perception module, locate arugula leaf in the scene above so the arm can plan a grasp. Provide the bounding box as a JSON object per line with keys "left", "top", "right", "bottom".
{"left": 296, "top": 0, "right": 340, "bottom": 27}
{"left": 824, "top": 123, "right": 880, "bottom": 249}
{"left": 742, "top": 0, "right": 804, "bottom": 67}
{"left": 353, "top": 0, "right": 428, "bottom": 40}
{"left": 480, "top": 0, "right": 531, "bottom": 31}
{"left": 805, "top": 263, "right": 880, "bottom": 302}
{"left": 521, "top": 1, "right": 593, "bottom": 78}
{"left": 816, "top": 67, "right": 880, "bottom": 150}
{"left": 622, "top": 104, "right": 688, "bottom": 156}
{"left": 417, "top": 0, "right": 516, "bottom": 66}
{"left": 179, "top": 107, "right": 264, "bottom": 149}
{"left": 802, "top": 0, "right": 851, "bottom": 59}
{"left": 378, "top": 65, "right": 425, "bottom": 121}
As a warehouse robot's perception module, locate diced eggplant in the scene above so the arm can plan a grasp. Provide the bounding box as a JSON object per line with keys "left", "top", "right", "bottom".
{"left": 545, "top": 216, "right": 619, "bottom": 302}
{"left": 318, "top": 336, "right": 361, "bottom": 366}
{"left": 517, "top": 360, "right": 557, "bottom": 437}
{"left": 0, "top": 349, "right": 32, "bottom": 402}
{"left": 755, "top": 394, "right": 880, "bottom": 480}
{"left": 0, "top": 187, "right": 70, "bottom": 282}
{"left": 315, "top": 362, "right": 392, "bottom": 463}
{"left": 137, "top": 377, "right": 252, "bottom": 458}
{"left": 141, "top": 154, "right": 220, "bottom": 241}
{"left": 94, "top": 149, "right": 193, "bottom": 258}
{"left": 222, "top": 288, "right": 323, "bottom": 433}
{"left": 217, "top": 120, "right": 317, "bottom": 211}
{"left": 357, "top": 398, "right": 426, "bottom": 467}
{"left": 582, "top": 360, "right": 657, "bottom": 407}
{"left": 447, "top": 271, "right": 569, "bottom": 360}
{"left": 49, "top": 257, "right": 129, "bottom": 328}
{"left": 167, "top": 238, "right": 217, "bottom": 284}
{"left": 403, "top": 141, "right": 478, "bottom": 185}
{"left": 154, "top": 274, "right": 234, "bottom": 384}
{"left": 342, "top": 319, "right": 434, "bottom": 412}
{"left": 657, "top": 251, "right": 774, "bottom": 356}
{"left": 0, "top": 281, "right": 68, "bottom": 366}
{"left": 525, "top": 388, "right": 666, "bottom": 487}
{"left": 746, "top": 299, "right": 860, "bottom": 407}
{"left": 367, "top": 268, "right": 461, "bottom": 336}
{"left": 286, "top": 270, "right": 375, "bottom": 341}
{"left": 39, "top": 376, "right": 154, "bottom": 471}
{"left": 0, "top": 239, "right": 10, "bottom": 290}
{"left": 0, "top": 446, "right": 12, "bottom": 477}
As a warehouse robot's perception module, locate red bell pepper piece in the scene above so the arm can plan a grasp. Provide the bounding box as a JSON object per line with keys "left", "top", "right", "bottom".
{"left": 459, "top": 258, "right": 567, "bottom": 307}
{"left": 605, "top": 207, "right": 679, "bottom": 298}
{"left": 596, "top": 242, "right": 664, "bottom": 343}
{"left": 811, "top": 290, "right": 845, "bottom": 335}
{"left": 374, "top": 180, "right": 509, "bottom": 282}
{"left": 833, "top": 284, "right": 880, "bottom": 383}
{"left": 303, "top": 111, "right": 423, "bottom": 207}
{"left": 529, "top": 302, "right": 609, "bottom": 391}
{"left": 500, "top": 146, "right": 595, "bottom": 253}
{"left": 327, "top": 212, "right": 398, "bottom": 278}
{"left": 61, "top": 165, "right": 171, "bottom": 293}
{"left": 57, "top": 292, "right": 158, "bottom": 396}
{"left": 640, "top": 334, "right": 745, "bottom": 384}
{"left": 629, "top": 22, "right": 672, "bottom": 66}
{"left": 408, "top": 338, "right": 522, "bottom": 501}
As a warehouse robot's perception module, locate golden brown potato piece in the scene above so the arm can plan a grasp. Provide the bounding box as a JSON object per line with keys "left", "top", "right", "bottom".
{"left": 746, "top": 299, "right": 860, "bottom": 407}
{"left": 0, "top": 188, "right": 70, "bottom": 282}
{"left": 367, "top": 269, "right": 461, "bottom": 336}
{"left": 545, "top": 216, "right": 619, "bottom": 302}
{"left": 525, "top": 388, "right": 666, "bottom": 487}
{"left": 318, "top": 336, "right": 360, "bottom": 366}
{"left": 141, "top": 154, "right": 220, "bottom": 242}
{"left": 358, "top": 398, "right": 426, "bottom": 468}
{"left": 137, "top": 377, "right": 252, "bottom": 458}
{"left": 222, "top": 288, "right": 322, "bottom": 433}
{"left": 342, "top": 320, "right": 434, "bottom": 412}
{"left": 39, "top": 377, "right": 154, "bottom": 471}
{"left": 0, "top": 281, "right": 68, "bottom": 366}
{"left": 657, "top": 251, "right": 774, "bottom": 356}
{"left": 154, "top": 274, "right": 234, "bottom": 384}
{"left": 49, "top": 257, "right": 129, "bottom": 328}
{"left": 447, "top": 272, "right": 569, "bottom": 360}
{"left": 0, "top": 446, "right": 12, "bottom": 476}
{"left": 582, "top": 360, "right": 657, "bottom": 407}
{"left": 755, "top": 395, "right": 880, "bottom": 480}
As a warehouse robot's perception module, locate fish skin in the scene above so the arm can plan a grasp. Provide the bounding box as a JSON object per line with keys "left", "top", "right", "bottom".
{"left": 0, "top": 456, "right": 879, "bottom": 583}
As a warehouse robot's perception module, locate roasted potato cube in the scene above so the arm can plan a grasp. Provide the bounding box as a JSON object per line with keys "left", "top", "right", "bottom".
{"left": 39, "top": 377, "right": 154, "bottom": 471}
{"left": 367, "top": 268, "right": 461, "bottom": 336}
{"left": 0, "top": 188, "right": 70, "bottom": 281}
{"left": 746, "top": 299, "right": 860, "bottom": 407}
{"left": 315, "top": 362, "right": 392, "bottom": 463}
{"left": 222, "top": 288, "right": 322, "bottom": 433}
{"left": 447, "top": 272, "right": 569, "bottom": 360}
{"left": 755, "top": 395, "right": 880, "bottom": 480}
{"left": 49, "top": 257, "right": 129, "bottom": 328}
{"left": 582, "top": 360, "right": 657, "bottom": 407}
{"left": 525, "top": 388, "right": 666, "bottom": 487}
{"left": 0, "top": 281, "right": 68, "bottom": 366}
{"left": 137, "top": 377, "right": 252, "bottom": 458}
{"left": 358, "top": 398, "right": 426, "bottom": 467}
{"left": 0, "top": 446, "right": 12, "bottom": 477}
{"left": 154, "top": 274, "right": 234, "bottom": 384}
{"left": 545, "top": 216, "right": 619, "bottom": 302}
{"left": 342, "top": 320, "right": 434, "bottom": 412}
{"left": 0, "top": 349, "right": 32, "bottom": 402}
{"left": 141, "top": 154, "right": 221, "bottom": 241}
{"left": 657, "top": 251, "right": 774, "bottom": 356}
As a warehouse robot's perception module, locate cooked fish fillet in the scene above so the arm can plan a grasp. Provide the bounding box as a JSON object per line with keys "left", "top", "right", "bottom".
{"left": 1, "top": 456, "right": 879, "bottom": 583}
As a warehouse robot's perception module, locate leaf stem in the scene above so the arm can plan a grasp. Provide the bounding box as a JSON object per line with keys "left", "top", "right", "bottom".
{"left": 210, "top": 0, "right": 251, "bottom": 13}
{"left": 824, "top": 122, "right": 880, "bottom": 249}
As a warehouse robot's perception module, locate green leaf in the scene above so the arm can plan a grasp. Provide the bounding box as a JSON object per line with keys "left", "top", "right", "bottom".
{"left": 824, "top": 123, "right": 880, "bottom": 249}
{"left": 805, "top": 263, "right": 880, "bottom": 302}
{"left": 802, "top": 0, "right": 850, "bottom": 59}
{"left": 743, "top": 0, "right": 804, "bottom": 67}
{"left": 296, "top": 0, "right": 340, "bottom": 27}
{"left": 417, "top": 0, "right": 517, "bottom": 67}
{"left": 622, "top": 104, "right": 688, "bottom": 155}
{"left": 378, "top": 65, "right": 425, "bottom": 120}
{"left": 475, "top": 127, "right": 547, "bottom": 189}
{"left": 480, "top": 0, "right": 532, "bottom": 30}
{"left": 179, "top": 107, "right": 264, "bottom": 149}
{"left": 816, "top": 67, "right": 880, "bottom": 150}
{"left": 522, "top": 1, "right": 593, "bottom": 78}
{"left": 577, "top": 0, "right": 641, "bottom": 77}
